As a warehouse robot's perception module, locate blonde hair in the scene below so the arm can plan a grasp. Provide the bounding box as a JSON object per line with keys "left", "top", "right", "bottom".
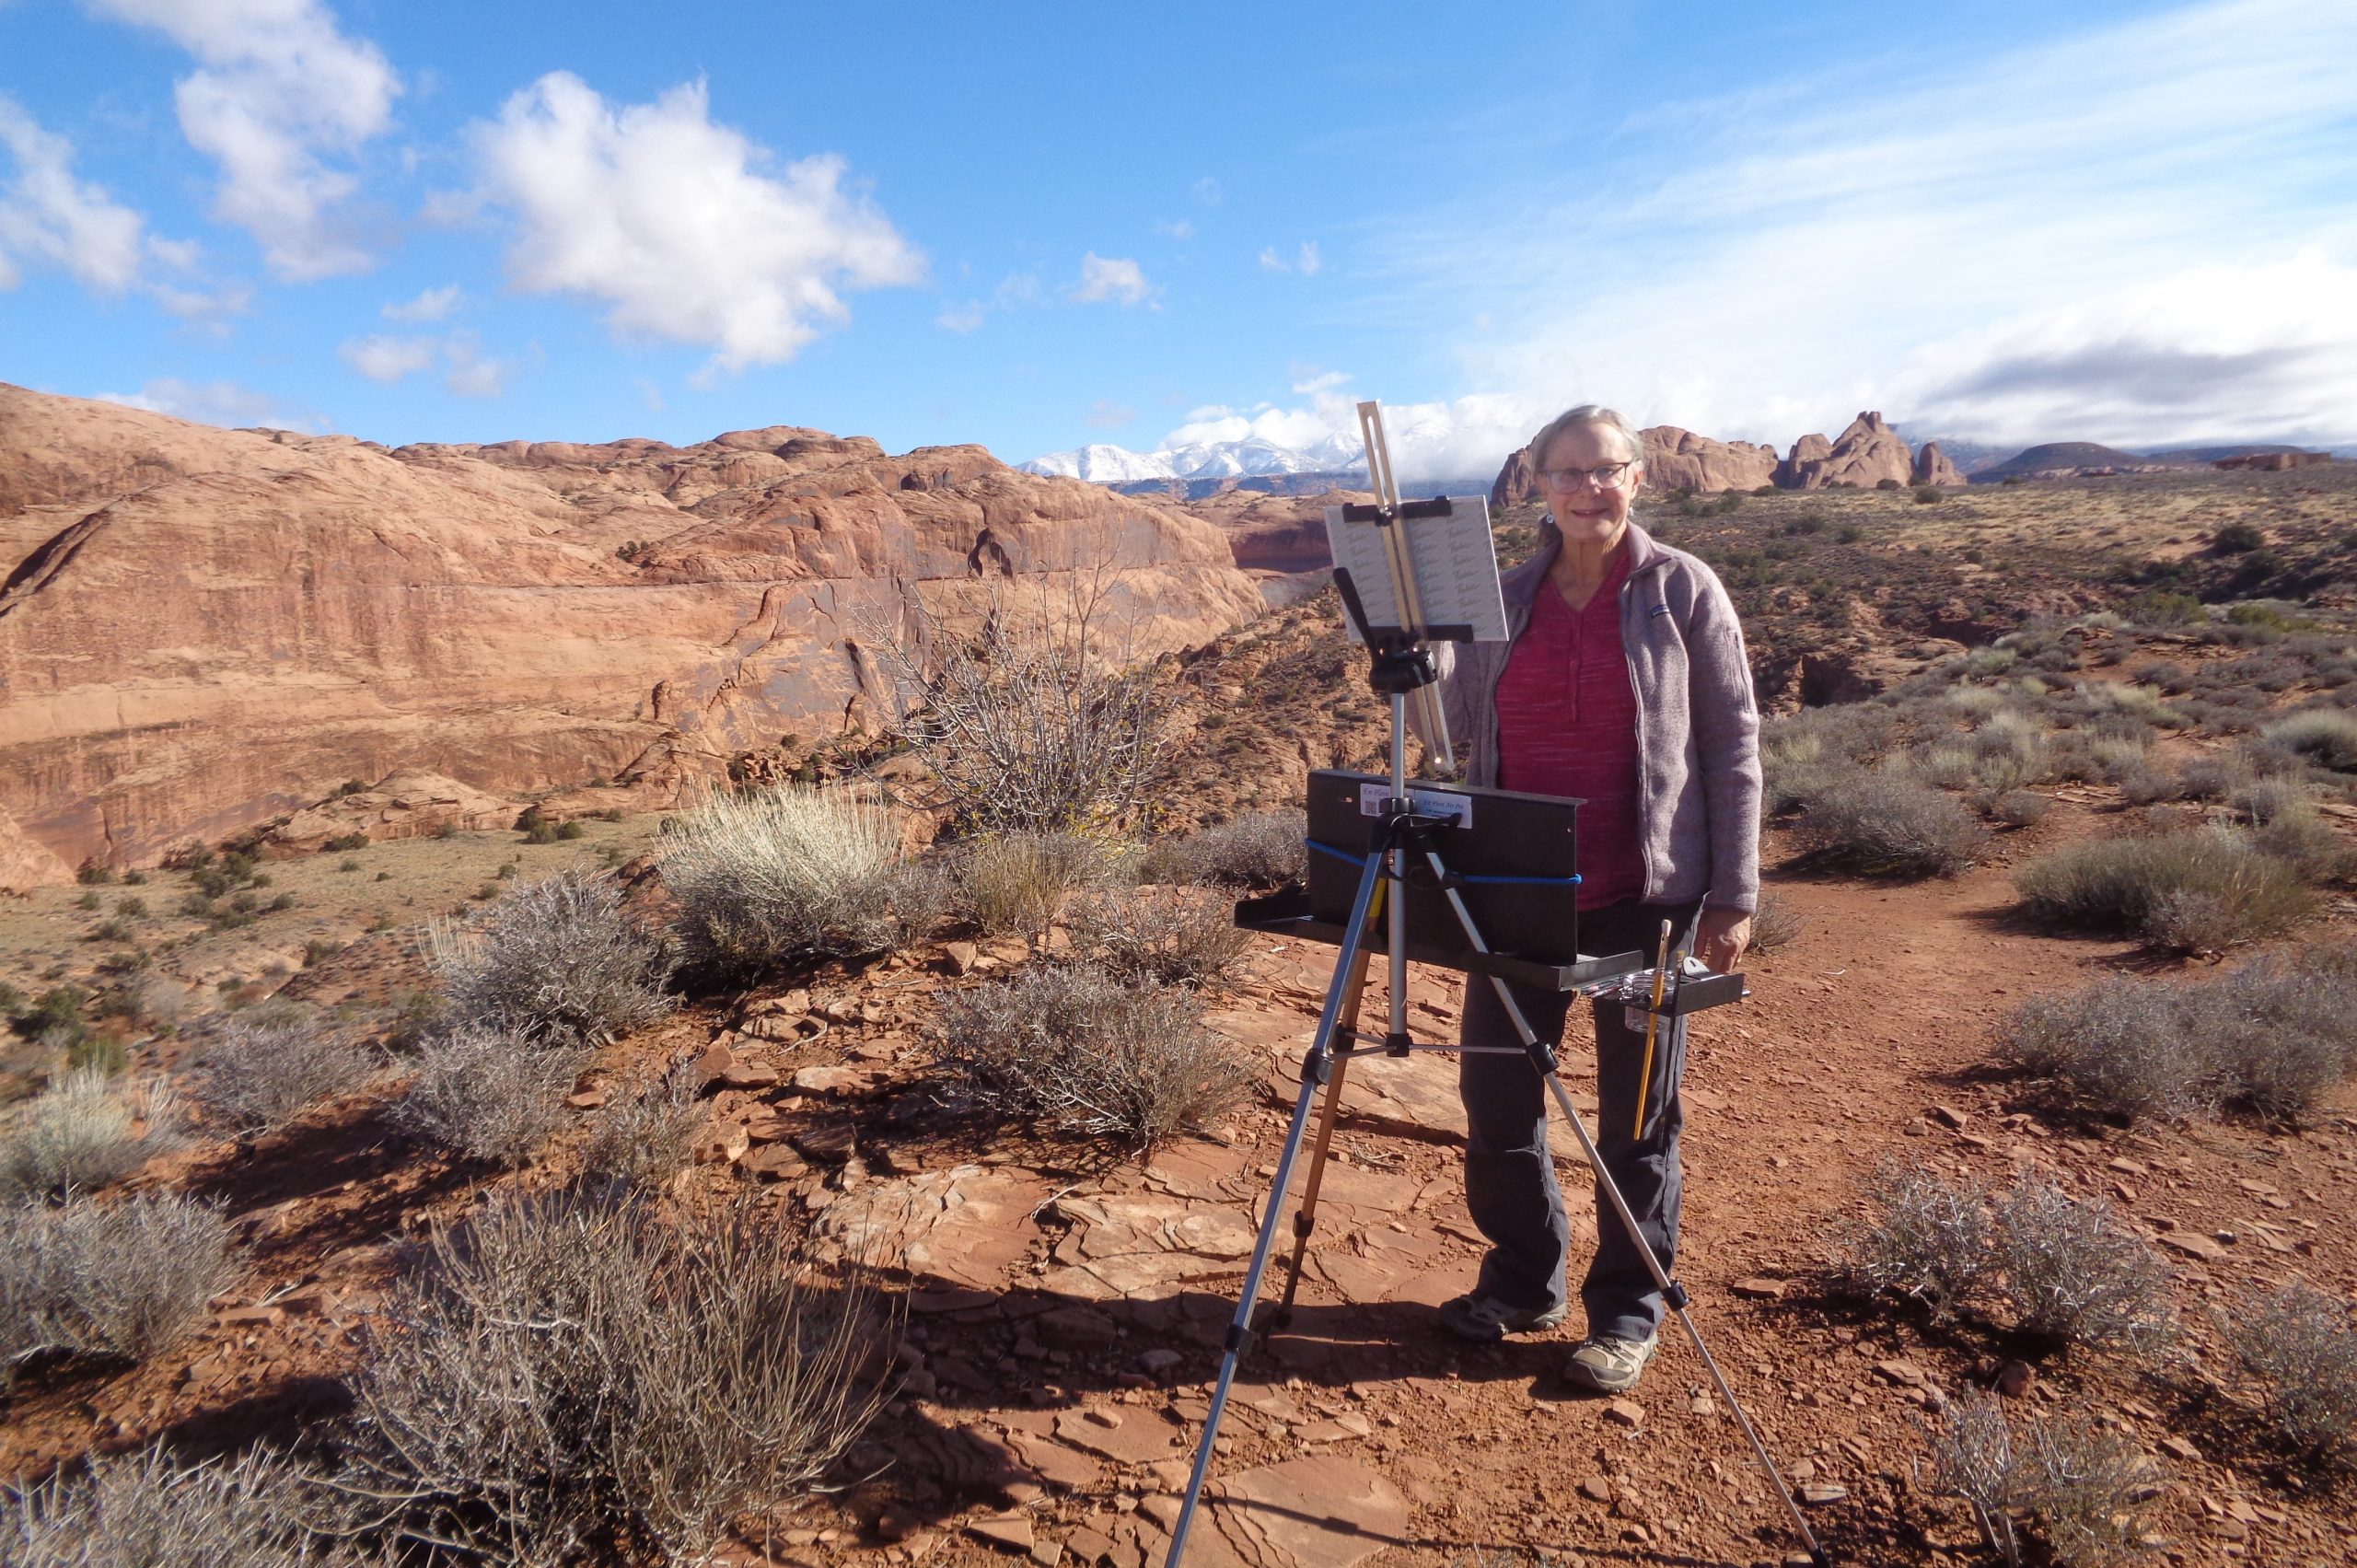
{"left": 1527, "top": 404, "right": 1643, "bottom": 470}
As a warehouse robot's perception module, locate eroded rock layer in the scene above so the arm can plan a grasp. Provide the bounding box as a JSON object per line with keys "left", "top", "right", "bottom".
{"left": 0, "top": 385, "right": 1263, "bottom": 879}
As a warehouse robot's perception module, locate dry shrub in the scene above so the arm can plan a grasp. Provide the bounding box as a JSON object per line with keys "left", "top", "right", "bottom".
{"left": 0, "top": 1443, "right": 339, "bottom": 1568}
{"left": 189, "top": 1011, "right": 378, "bottom": 1138}
{"left": 1832, "top": 1162, "right": 1991, "bottom": 1320}
{"left": 1, "top": 1194, "right": 239, "bottom": 1376}
{"left": 389, "top": 1028, "right": 586, "bottom": 1167}
{"left": 1745, "top": 890, "right": 1805, "bottom": 955}
{"left": 584, "top": 1066, "right": 705, "bottom": 1188}
{"left": 956, "top": 830, "right": 1109, "bottom": 936}
{"left": 1923, "top": 1388, "right": 2160, "bottom": 1568}
{"left": 659, "top": 788, "right": 912, "bottom": 978}
{"left": 0, "top": 1068, "right": 179, "bottom": 1199}
{"left": 430, "top": 871, "right": 673, "bottom": 1044}
{"left": 1989, "top": 789, "right": 2053, "bottom": 828}
{"left": 336, "top": 1185, "right": 883, "bottom": 1565}
{"left": 2261, "top": 708, "right": 2357, "bottom": 771}
{"left": 1991, "top": 1178, "right": 2175, "bottom": 1358}
{"left": 1145, "top": 809, "right": 1307, "bottom": 888}
{"left": 2014, "top": 826, "right": 2316, "bottom": 951}
{"left": 935, "top": 964, "right": 1251, "bottom": 1152}
{"left": 872, "top": 574, "right": 1176, "bottom": 833}
{"left": 2001, "top": 950, "right": 2357, "bottom": 1124}
{"left": 2224, "top": 1281, "right": 2357, "bottom": 1467}
{"left": 1797, "top": 771, "right": 1989, "bottom": 877}
{"left": 1067, "top": 883, "right": 1250, "bottom": 989}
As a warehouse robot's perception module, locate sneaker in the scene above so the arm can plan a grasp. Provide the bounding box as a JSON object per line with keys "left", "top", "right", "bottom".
{"left": 1564, "top": 1333, "right": 1659, "bottom": 1392}
{"left": 1437, "top": 1291, "right": 1568, "bottom": 1342}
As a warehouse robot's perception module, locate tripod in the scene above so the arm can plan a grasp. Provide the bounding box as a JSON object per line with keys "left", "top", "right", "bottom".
{"left": 1159, "top": 419, "right": 1828, "bottom": 1568}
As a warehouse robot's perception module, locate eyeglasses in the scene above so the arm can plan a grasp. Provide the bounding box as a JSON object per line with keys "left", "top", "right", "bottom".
{"left": 1538, "top": 462, "right": 1634, "bottom": 491}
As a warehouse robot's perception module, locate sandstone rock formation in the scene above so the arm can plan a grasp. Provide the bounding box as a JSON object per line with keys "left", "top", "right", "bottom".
{"left": 1175, "top": 488, "right": 1373, "bottom": 575}
{"left": 1912, "top": 441, "right": 1967, "bottom": 489}
{"left": 0, "top": 385, "right": 1264, "bottom": 883}
{"left": 1777, "top": 412, "right": 1913, "bottom": 490}
{"left": 262, "top": 772, "right": 519, "bottom": 856}
{"left": 1490, "top": 425, "right": 1776, "bottom": 507}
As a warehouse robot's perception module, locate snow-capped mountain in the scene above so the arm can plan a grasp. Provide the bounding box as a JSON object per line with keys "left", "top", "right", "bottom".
{"left": 1022, "top": 432, "right": 1367, "bottom": 483}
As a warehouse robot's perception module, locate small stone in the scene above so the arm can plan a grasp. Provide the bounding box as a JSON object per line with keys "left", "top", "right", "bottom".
{"left": 791, "top": 1120, "right": 858, "bottom": 1163}
{"left": 565, "top": 1086, "right": 609, "bottom": 1109}
{"left": 1084, "top": 1408, "right": 1122, "bottom": 1429}
{"left": 1996, "top": 1361, "right": 2035, "bottom": 1399}
{"left": 944, "top": 940, "right": 980, "bottom": 975}
{"left": 721, "top": 1059, "right": 782, "bottom": 1088}
{"left": 690, "top": 1042, "right": 734, "bottom": 1090}
{"left": 1137, "top": 1349, "right": 1183, "bottom": 1374}
{"left": 1579, "top": 1475, "right": 1614, "bottom": 1503}
{"left": 876, "top": 1512, "right": 917, "bottom": 1542}
{"left": 1930, "top": 1105, "right": 1970, "bottom": 1130}
{"left": 1028, "top": 1541, "right": 1062, "bottom": 1568}
{"left": 2159, "top": 1231, "right": 2228, "bottom": 1262}
{"left": 1798, "top": 1483, "right": 1849, "bottom": 1505}
{"left": 1730, "top": 1278, "right": 1786, "bottom": 1300}
{"left": 743, "top": 1144, "right": 809, "bottom": 1180}
{"left": 692, "top": 1119, "right": 749, "bottom": 1165}
{"left": 2159, "top": 1435, "right": 2200, "bottom": 1462}
{"left": 1688, "top": 1395, "right": 1717, "bottom": 1416}
{"left": 1902, "top": 1119, "right": 1930, "bottom": 1137}
{"left": 217, "top": 1305, "right": 283, "bottom": 1328}
{"left": 1875, "top": 1359, "right": 1928, "bottom": 1388}
{"left": 968, "top": 1515, "right": 1034, "bottom": 1552}
{"left": 1603, "top": 1399, "right": 1644, "bottom": 1428}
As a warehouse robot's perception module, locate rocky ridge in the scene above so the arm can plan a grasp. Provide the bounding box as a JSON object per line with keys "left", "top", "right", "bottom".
{"left": 0, "top": 386, "right": 1265, "bottom": 884}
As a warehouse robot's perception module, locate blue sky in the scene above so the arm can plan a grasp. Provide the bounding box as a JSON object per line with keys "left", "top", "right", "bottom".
{"left": 2, "top": 0, "right": 2352, "bottom": 477}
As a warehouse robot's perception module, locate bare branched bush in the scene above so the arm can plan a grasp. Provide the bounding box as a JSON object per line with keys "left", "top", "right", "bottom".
{"left": 1924, "top": 1390, "right": 2160, "bottom": 1568}
{"left": 1991, "top": 1178, "right": 2176, "bottom": 1358}
{"left": 0, "top": 1068, "right": 179, "bottom": 1199}
{"left": 430, "top": 871, "right": 673, "bottom": 1044}
{"left": 1797, "top": 771, "right": 1989, "bottom": 877}
{"left": 872, "top": 575, "right": 1177, "bottom": 833}
{"left": 2, "top": 1194, "right": 238, "bottom": 1376}
{"left": 389, "top": 1028, "right": 586, "bottom": 1167}
{"left": 2224, "top": 1282, "right": 2357, "bottom": 1467}
{"left": 935, "top": 964, "right": 1252, "bottom": 1152}
{"left": 1831, "top": 1163, "right": 1991, "bottom": 1320}
{"left": 0, "top": 1442, "right": 339, "bottom": 1568}
{"left": 1745, "top": 890, "right": 1805, "bottom": 954}
{"left": 955, "top": 830, "right": 1109, "bottom": 936}
{"left": 659, "top": 787, "right": 910, "bottom": 978}
{"left": 1067, "top": 883, "right": 1250, "bottom": 990}
{"left": 336, "top": 1185, "right": 884, "bottom": 1564}
{"left": 584, "top": 1065, "right": 705, "bottom": 1188}
{"left": 188, "top": 1011, "right": 378, "bottom": 1138}
{"left": 2014, "top": 826, "right": 2316, "bottom": 950}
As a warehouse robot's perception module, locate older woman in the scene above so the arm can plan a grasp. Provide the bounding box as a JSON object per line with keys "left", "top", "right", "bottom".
{"left": 1433, "top": 404, "right": 1760, "bottom": 1394}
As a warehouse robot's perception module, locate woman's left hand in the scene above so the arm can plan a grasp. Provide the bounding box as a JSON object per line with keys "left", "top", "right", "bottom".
{"left": 1696, "top": 908, "right": 1751, "bottom": 974}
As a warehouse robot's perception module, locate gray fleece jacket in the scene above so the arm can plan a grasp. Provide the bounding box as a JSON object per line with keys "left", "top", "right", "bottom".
{"left": 1431, "top": 518, "right": 1762, "bottom": 915}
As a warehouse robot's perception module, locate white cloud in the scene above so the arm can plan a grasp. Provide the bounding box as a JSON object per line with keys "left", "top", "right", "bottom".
{"left": 384, "top": 283, "right": 460, "bottom": 321}
{"left": 1086, "top": 400, "right": 1135, "bottom": 430}
{"left": 465, "top": 72, "right": 922, "bottom": 374}
{"left": 1073, "top": 251, "right": 1154, "bottom": 307}
{"left": 1190, "top": 176, "right": 1223, "bottom": 206}
{"left": 935, "top": 300, "right": 986, "bottom": 334}
{"left": 1296, "top": 241, "right": 1320, "bottom": 277}
{"left": 87, "top": 0, "right": 400, "bottom": 280}
{"left": 98, "top": 376, "right": 311, "bottom": 428}
{"left": 1161, "top": 376, "right": 1538, "bottom": 482}
{"left": 338, "top": 331, "right": 436, "bottom": 383}
{"left": 441, "top": 334, "right": 509, "bottom": 398}
{"left": 1155, "top": 218, "right": 1195, "bottom": 241}
{"left": 1371, "top": 0, "right": 2357, "bottom": 451}
{"left": 0, "top": 95, "right": 149, "bottom": 293}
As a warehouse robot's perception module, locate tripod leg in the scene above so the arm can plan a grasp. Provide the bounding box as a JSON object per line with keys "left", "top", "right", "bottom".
{"left": 1417, "top": 855, "right": 1829, "bottom": 1567}
{"left": 1165, "top": 844, "right": 1387, "bottom": 1568}
{"left": 1272, "top": 945, "right": 1371, "bottom": 1326}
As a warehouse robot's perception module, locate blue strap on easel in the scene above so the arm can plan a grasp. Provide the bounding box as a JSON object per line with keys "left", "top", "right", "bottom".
{"left": 1306, "top": 838, "right": 1580, "bottom": 887}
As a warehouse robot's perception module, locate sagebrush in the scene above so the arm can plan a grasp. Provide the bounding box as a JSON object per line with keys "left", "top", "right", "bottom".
{"left": 1, "top": 1194, "right": 239, "bottom": 1377}
{"left": 335, "top": 1185, "right": 884, "bottom": 1564}
{"left": 189, "top": 1011, "right": 377, "bottom": 1138}
{"left": 2014, "top": 826, "right": 2315, "bottom": 952}
{"left": 1923, "top": 1389, "right": 2159, "bottom": 1567}
{"left": 0, "top": 1068, "right": 178, "bottom": 1199}
{"left": 1066, "top": 883, "right": 1251, "bottom": 989}
{"left": 659, "top": 788, "right": 913, "bottom": 977}
{"left": 955, "top": 830, "right": 1109, "bottom": 936}
{"left": 935, "top": 963, "right": 1252, "bottom": 1151}
{"left": 0, "top": 1443, "right": 340, "bottom": 1568}
{"left": 2224, "top": 1281, "right": 2357, "bottom": 1467}
{"left": 429, "top": 871, "right": 673, "bottom": 1044}
{"left": 389, "top": 1028, "right": 586, "bottom": 1167}
{"left": 1797, "top": 770, "right": 1988, "bottom": 877}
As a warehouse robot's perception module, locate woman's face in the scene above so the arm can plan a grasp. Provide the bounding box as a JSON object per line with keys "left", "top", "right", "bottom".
{"left": 1537, "top": 423, "right": 1643, "bottom": 550}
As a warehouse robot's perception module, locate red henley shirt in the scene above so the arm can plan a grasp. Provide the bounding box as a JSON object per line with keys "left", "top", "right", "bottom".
{"left": 1492, "top": 552, "right": 1645, "bottom": 911}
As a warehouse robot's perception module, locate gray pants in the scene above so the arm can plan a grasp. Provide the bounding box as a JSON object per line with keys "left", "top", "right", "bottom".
{"left": 1457, "top": 899, "right": 1703, "bottom": 1342}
